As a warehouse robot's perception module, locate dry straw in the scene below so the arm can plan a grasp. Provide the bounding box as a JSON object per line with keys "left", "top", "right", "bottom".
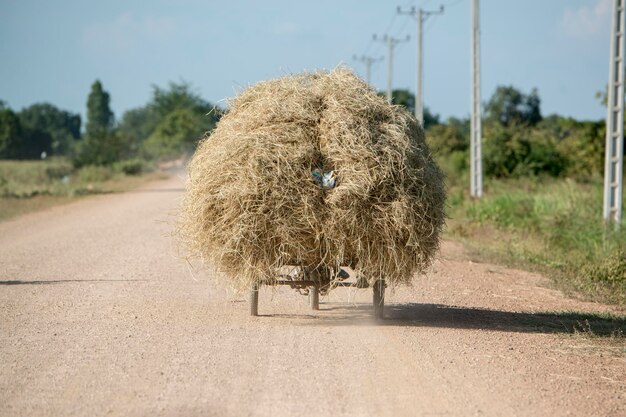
{"left": 178, "top": 68, "right": 445, "bottom": 291}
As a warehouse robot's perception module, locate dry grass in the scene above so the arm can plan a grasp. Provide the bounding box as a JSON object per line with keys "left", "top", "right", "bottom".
{"left": 0, "top": 159, "right": 167, "bottom": 222}
{"left": 178, "top": 68, "right": 445, "bottom": 290}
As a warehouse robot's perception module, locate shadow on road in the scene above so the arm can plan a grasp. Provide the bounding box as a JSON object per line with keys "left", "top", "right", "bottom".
{"left": 385, "top": 303, "right": 625, "bottom": 336}
{"left": 299, "top": 303, "right": 625, "bottom": 336}
{"left": 0, "top": 279, "right": 148, "bottom": 285}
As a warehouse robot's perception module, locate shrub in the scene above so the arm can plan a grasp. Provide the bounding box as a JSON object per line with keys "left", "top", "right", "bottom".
{"left": 142, "top": 108, "right": 206, "bottom": 159}
{"left": 426, "top": 117, "right": 469, "bottom": 156}
{"left": 44, "top": 160, "right": 73, "bottom": 179}
{"left": 113, "top": 158, "right": 152, "bottom": 175}
{"left": 71, "top": 132, "right": 128, "bottom": 168}
{"left": 483, "top": 123, "right": 566, "bottom": 178}
{"left": 583, "top": 249, "right": 626, "bottom": 284}
{"left": 555, "top": 121, "right": 605, "bottom": 179}
{"left": 77, "top": 165, "right": 114, "bottom": 182}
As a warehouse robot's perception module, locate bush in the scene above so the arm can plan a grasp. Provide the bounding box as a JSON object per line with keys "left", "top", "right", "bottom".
{"left": 44, "top": 160, "right": 73, "bottom": 179}
{"left": 77, "top": 165, "right": 114, "bottom": 182}
{"left": 142, "top": 108, "right": 206, "bottom": 159}
{"left": 71, "top": 132, "right": 128, "bottom": 168}
{"left": 555, "top": 121, "right": 605, "bottom": 179}
{"left": 113, "top": 158, "right": 152, "bottom": 175}
{"left": 426, "top": 118, "right": 469, "bottom": 156}
{"left": 583, "top": 249, "right": 626, "bottom": 284}
{"left": 483, "top": 123, "right": 566, "bottom": 178}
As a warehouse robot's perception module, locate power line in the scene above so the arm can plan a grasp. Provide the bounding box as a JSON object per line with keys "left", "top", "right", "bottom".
{"left": 356, "top": 2, "right": 430, "bottom": 93}
{"left": 423, "top": 14, "right": 438, "bottom": 36}
{"left": 443, "top": 0, "right": 465, "bottom": 7}
{"left": 369, "top": 14, "right": 399, "bottom": 58}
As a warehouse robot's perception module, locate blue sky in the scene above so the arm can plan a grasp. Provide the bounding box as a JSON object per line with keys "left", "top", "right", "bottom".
{"left": 0, "top": 0, "right": 613, "bottom": 122}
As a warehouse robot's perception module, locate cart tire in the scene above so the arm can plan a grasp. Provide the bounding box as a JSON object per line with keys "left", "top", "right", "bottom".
{"left": 250, "top": 284, "right": 259, "bottom": 316}
{"left": 373, "top": 280, "right": 385, "bottom": 320}
{"left": 310, "top": 284, "right": 320, "bottom": 310}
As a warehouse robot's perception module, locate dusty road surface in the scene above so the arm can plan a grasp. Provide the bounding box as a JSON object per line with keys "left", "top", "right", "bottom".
{"left": 1, "top": 173, "right": 625, "bottom": 417}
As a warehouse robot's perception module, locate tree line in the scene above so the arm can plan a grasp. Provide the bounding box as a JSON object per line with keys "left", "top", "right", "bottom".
{"left": 0, "top": 80, "right": 220, "bottom": 167}
{"left": 1, "top": 80, "right": 613, "bottom": 182}
{"left": 390, "top": 86, "right": 607, "bottom": 181}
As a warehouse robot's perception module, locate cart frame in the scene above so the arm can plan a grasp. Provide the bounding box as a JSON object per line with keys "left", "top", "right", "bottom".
{"left": 249, "top": 272, "right": 386, "bottom": 319}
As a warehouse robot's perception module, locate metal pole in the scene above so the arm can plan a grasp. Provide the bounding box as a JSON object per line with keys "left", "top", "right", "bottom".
{"left": 352, "top": 55, "right": 383, "bottom": 86}
{"left": 398, "top": 6, "right": 444, "bottom": 124}
{"left": 374, "top": 34, "right": 409, "bottom": 104}
{"left": 470, "top": 0, "right": 483, "bottom": 198}
{"left": 417, "top": 9, "right": 424, "bottom": 124}
{"left": 387, "top": 36, "right": 393, "bottom": 103}
{"left": 604, "top": 0, "right": 625, "bottom": 227}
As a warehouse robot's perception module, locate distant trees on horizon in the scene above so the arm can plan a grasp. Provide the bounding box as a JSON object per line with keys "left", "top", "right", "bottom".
{"left": 0, "top": 81, "right": 619, "bottom": 182}
{"left": 0, "top": 79, "right": 220, "bottom": 166}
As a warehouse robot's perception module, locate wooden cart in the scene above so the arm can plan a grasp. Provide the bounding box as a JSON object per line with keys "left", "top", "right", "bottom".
{"left": 249, "top": 265, "right": 386, "bottom": 319}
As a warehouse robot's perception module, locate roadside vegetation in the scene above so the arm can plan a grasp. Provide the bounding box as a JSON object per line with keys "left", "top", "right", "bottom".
{"left": 0, "top": 158, "right": 166, "bottom": 221}
{"left": 0, "top": 79, "right": 220, "bottom": 220}
{"left": 445, "top": 177, "right": 625, "bottom": 306}
{"left": 418, "top": 86, "right": 626, "bottom": 306}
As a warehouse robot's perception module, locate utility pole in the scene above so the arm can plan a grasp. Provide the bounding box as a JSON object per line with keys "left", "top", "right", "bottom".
{"left": 604, "top": 0, "right": 625, "bottom": 227}
{"left": 352, "top": 54, "right": 383, "bottom": 85}
{"left": 373, "top": 34, "right": 410, "bottom": 103}
{"left": 470, "top": 0, "right": 483, "bottom": 198}
{"left": 397, "top": 5, "right": 444, "bottom": 125}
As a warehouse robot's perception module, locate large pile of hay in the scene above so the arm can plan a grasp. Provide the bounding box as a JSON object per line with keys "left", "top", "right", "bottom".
{"left": 179, "top": 68, "right": 445, "bottom": 290}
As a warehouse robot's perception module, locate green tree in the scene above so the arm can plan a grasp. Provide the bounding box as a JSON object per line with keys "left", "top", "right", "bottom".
{"left": 0, "top": 108, "right": 22, "bottom": 159}
{"left": 134, "top": 81, "right": 219, "bottom": 158}
{"left": 425, "top": 117, "right": 470, "bottom": 179}
{"left": 119, "top": 107, "right": 158, "bottom": 140}
{"left": 539, "top": 115, "right": 605, "bottom": 179}
{"left": 143, "top": 108, "right": 207, "bottom": 158}
{"left": 117, "top": 106, "right": 158, "bottom": 156}
{"left": 73, "top": 80, "right": 121, "bottom": 166}
{"left": 86, "top": 80, "right": 114, "bottom": 138}
{"left": 151, "top": 81, "right": 209, "bottom": 117}
{"left": 485, "top": 85, "right": 542, "bottom": 126}
{"left": 0, "top": 107, "right": 52, "bottom": 159}
{"left": 483, "top": 122, "right": 565, "bottom": 178}
{"left": 389, "top": 89, "right": 440, "bottom": 129}
{"left": 426, "top": 117, "right": 469, "bottom": 155}
{"left": 392, "top": 89, "right": 415, "bottom": 112}
{"left": 19, "top": 103, "right": 81, "bottom": 155}
{"left": 422, "top": 107, "right": 441, "bottom": 130}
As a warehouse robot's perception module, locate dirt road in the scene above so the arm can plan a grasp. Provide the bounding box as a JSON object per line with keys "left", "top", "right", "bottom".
{"left": 1, "top": 174, "right": 624, "bottom": 417}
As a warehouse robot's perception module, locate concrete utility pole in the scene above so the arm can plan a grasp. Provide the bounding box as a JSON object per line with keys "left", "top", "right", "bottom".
{"left": 397, "top": 5, "right": 444, "bottom": 125}
{"left": 352, "top": 54, "right": 383, "bottom": 85}
{"left": 373, "top": 34, "right": 410, "bottom": 103}
{"left": 470, "top": 0, "right": 483, "bottom": 198}
{"left": 604, "top": 0, "right": 625, "bottom": 227}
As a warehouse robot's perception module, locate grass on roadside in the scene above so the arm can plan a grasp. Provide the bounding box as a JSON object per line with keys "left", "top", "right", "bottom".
{"left": 0, "top": 158, "right": 166, "bottom": 221}
{"left": 445, "top": 175, "right": 626, "bottom": 306}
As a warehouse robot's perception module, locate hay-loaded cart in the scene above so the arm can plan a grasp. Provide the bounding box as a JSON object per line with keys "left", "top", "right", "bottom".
{"left": 179, "top": 69, "right": 445, "bottom": 322}
{"left": 248, "top": 265, "right": 386, "bottom": 319}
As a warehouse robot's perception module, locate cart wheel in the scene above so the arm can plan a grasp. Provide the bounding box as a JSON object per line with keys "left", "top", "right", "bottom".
{"left": 373, "top": 280, "right": 385, "bottom": 320}
{"left": 250, "top": 283, "right": 259, "bottom": 316}
{"left": 309, "top": 284, "right": 319, "bottom": 310}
